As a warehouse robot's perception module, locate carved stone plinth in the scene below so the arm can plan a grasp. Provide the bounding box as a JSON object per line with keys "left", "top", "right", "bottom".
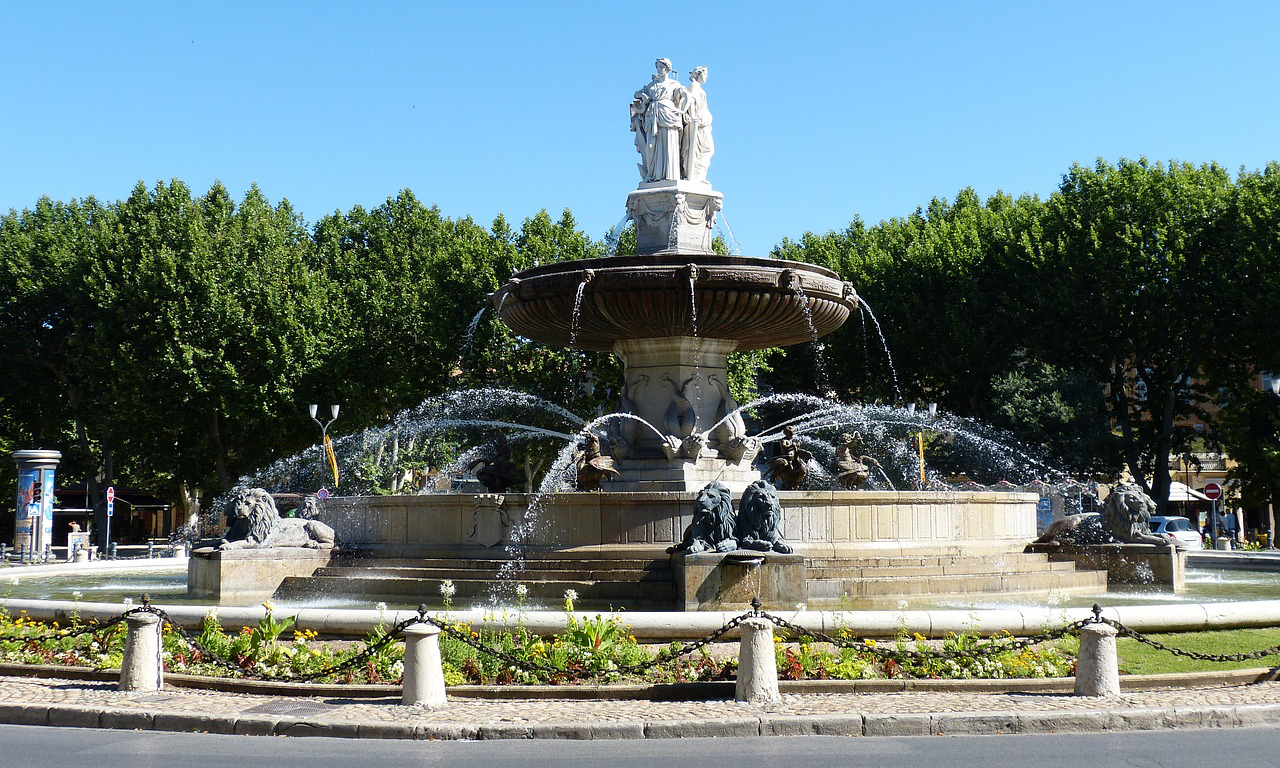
{"left": 626, "top": 181, "right": 722, "bottom": 255}
{"left": 673, "top": 550, "right": 806, "bottom": 611}
{"left": 1026, "top": 542, "right": 1185, "bottom": 592}
{"left": 188, "top": 547, "right": 334, "bottom": 602}
{"left": 469, "top": 494, "right": 509, "bottom": 548}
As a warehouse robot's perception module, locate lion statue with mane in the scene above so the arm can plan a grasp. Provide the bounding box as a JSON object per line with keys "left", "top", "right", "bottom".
{"left": 217, "top": 487, "right": 336, "bottom": 550}
{"left": 1032, "top": 482, "right": 1180, "bottom": 549}
{"left": 669, "top": 481, "right": 737, "bottom": 554}
{"left": 735, "top": 480, "right": 793, "bottom": 554}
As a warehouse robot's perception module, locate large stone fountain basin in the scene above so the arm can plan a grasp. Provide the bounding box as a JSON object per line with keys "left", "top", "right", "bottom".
{"left": 321, "top": 491, "right": 1038, "bottom": 559}
{"left": 494, "top": 254, "right": 858, "bottom": 351}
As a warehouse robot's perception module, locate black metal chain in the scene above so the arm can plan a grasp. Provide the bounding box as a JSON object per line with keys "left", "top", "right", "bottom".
{"left": 1094, "top": 615, "right": 1280, "bottom": 664}
{"left": 421, "top": 605, "right": 755, "bottom": 681}
{"left": 142, "top": 600, "right": 423, "bottom": 682}
{"left": 8, "top": 597, "right": 1280, "bottom": 684}
{"left": 757, "top": 607, "right": 1093, "bottom": 664}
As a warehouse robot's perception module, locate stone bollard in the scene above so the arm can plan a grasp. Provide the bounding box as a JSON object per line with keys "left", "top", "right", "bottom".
{"left": 1074, "top": 622, "right": 1120, "bottom": 697}
{"left": 118, "top": 612, "right": 163, "bottom": 691}
{"left": 402, "top": 623, "right": 447, "bottom": 707}
{"left": 735, "top": 617, "right": 781, "bottom": 704}
{"left": 1215, "top": 538, "right": 1232, "bottom": 551}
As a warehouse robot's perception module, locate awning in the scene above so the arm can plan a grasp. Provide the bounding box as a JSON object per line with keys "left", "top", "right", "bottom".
{"left": 1168, "top": 480, "right": 1211, "bottom": 502}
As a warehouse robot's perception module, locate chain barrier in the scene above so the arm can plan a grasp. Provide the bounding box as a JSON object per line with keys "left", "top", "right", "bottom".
{"left": 6, "top": 597, "right": 1280, "bottom": 683}
{"left": 418, "top": 604, "right": 755, "bottom": 681}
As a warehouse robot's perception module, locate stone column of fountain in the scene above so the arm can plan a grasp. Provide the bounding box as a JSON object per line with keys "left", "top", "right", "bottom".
{"left": 494, "top": 61, "right": 858, "bottom": 493}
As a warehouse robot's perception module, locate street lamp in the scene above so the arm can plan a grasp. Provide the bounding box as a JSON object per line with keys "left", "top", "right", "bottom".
{"left": 309, "top": 404, "right": 341, "bottom": 487}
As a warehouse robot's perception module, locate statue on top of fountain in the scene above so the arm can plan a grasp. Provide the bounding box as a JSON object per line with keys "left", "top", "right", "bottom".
{"left": 630, "top": 59, "right": 714, "bottom": 184}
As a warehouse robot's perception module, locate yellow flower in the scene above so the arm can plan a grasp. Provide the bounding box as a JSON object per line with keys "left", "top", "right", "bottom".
{"left": 864, "top": 639, "right": 877, "bottom": 648}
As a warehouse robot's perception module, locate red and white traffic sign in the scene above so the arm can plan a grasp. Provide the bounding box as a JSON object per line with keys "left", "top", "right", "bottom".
{"left": 106, "top": 486, "right": 115, "bottom": 517}
{"left": 1203, "top": 482, "right": 1223, "bottom": 500}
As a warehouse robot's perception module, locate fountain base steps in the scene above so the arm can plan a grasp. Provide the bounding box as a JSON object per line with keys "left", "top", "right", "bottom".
{"left": 276, "top": 557, "right": 676, "bottom": 609}
{"left": 270, "top": 550, "right": 1107, "bottom": 611}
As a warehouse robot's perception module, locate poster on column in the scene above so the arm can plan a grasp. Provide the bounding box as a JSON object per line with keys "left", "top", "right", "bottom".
{"left": 15, "top": 468, "right": 38, "bottom": 552}
{"left": 39, "top": 467, "right": 55, "bottom": 551}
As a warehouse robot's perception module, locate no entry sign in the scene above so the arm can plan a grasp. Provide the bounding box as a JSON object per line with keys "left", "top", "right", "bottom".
{"left": 1203, "top": 482, "right": 1223, "bottom": 500}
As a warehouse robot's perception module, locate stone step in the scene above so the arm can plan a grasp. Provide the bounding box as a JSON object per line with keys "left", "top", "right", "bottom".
{"left": 332, "top": 556, "right": 671, "bottom": 573}
{"left": 807, "top": 569, "right": 1109, "bottom": 600}
{"left": 805, "top": 553, "right": 1058, "bottom": 569}
{"left": 806, "top": 560, "right": 1081, "bottom": 579}
{"left": 276, "top": 574, "right": 676, "bottom": 605}
{"left": 314, "top": 565, "right": 672, "bottom": 583}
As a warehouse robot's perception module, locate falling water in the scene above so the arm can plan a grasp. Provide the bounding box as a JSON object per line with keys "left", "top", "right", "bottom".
{"left": 604, "top": 213, "right": 631, "bottom": 256}
{"left": 568, "top": 279, "right": 588, "bottom": 347}
{"left": 687, "top": 267, "right": 699, "bottom": 337}
{"left": 716, "top": 212, "right": 743, "bottom": 256}
{"left": 858, "top": 300, "right": 901, "bottom": 400}
{"left": 458, "top": 305, "right": 488, "bottom": 358}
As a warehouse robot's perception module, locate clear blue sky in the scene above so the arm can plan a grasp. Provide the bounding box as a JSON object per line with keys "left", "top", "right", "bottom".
{"left": 3, "top": 1, "right": 1278, "bottom": 255}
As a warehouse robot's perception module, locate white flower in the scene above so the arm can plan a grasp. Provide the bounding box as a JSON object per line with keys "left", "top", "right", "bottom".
{"left": 376, "top": 601, "right": 388, "bottom": 613}
{"left": 515, "top": 584, "right": 529, "bottom": 598}
{"left": 72, "top": 591, "right": 83, "bottom": 600}
{"left": 564, "top": 588, "right": 579, "bottom": 602}
{"left": 439, "top": 580, "right": 456, "bottom": 597}
{"left": 795, "top": 602, "right": 807, "bottom": 612}
{"left": 122, "top": 597, "right": 134, "bottom": 608}
{"left": 896, "top": 600, "right": 909, "bottom": 611}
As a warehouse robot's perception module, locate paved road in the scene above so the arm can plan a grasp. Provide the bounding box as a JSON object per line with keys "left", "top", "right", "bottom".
{"left": 5, "top": 724, "right": 1280, "bottom": 767}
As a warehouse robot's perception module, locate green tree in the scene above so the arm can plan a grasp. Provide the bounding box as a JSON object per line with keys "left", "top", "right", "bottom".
{"left": 1041, "top": 159, "right": 1239, "bottom": 509}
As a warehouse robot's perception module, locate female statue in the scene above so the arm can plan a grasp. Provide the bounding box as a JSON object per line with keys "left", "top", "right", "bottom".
{"left": 682, "top": 66, "right": 714, "bottom": 182}
{"left": 630, "top": 58, "right": 687, "bottom": 182}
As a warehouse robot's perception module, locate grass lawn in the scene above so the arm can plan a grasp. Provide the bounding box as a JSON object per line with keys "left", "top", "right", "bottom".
{"left": 1117, "top": 628, "right": 1280, "bottom": 675}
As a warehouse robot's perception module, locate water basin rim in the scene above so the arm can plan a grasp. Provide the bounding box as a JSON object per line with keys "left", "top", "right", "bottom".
{"left": 503, "top": 253, "right": 846, "bottom": 283}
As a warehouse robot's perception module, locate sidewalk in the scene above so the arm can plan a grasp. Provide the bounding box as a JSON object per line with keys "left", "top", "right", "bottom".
{"left": 3, "top": 672, "right": 1280, "bottom": 740}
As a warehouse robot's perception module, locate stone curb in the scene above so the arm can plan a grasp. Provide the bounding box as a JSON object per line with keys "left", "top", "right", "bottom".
{"left": 2, "top": 662, "right": 1275, "bottom": 699}
{"left": 4, "top": 697, "right": 1280, "bottom": 741}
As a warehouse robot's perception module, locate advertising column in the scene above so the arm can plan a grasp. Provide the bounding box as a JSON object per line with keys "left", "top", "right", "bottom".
{"left": 13, "top": 450, "right": 61, "bottom": 561}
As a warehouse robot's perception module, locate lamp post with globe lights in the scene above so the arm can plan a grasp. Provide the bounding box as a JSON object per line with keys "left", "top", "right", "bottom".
{"left": 309, "top": 404, "right": 341, "bottom": 489}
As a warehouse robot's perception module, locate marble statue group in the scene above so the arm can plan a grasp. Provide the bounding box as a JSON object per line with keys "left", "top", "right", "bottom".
{"left": 630, "top": 58, "right": 714, "bottom": 184}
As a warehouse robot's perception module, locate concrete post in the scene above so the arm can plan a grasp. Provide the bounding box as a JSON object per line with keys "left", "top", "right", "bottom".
{"left": 735, "top": 617, "right": 781, "bottom": 704}
{"left": 1075, "top": 623, "right": 1120, "bottom": 697}
{"left": 118, "top": 612, "right": 163, "bottom": 691}
{"left": 402, "top": 623, "right": 447, "bottom": 707}
{"left": 1215, "top": 538, "right": 1232, "bottom": 551}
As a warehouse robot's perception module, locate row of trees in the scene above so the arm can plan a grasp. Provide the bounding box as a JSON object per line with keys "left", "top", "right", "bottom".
{"left": 1, "top": 158, "right": 1278, "bottom": 534}
{"left": 772, "top": 159, "right": 1280, "bottom": 512}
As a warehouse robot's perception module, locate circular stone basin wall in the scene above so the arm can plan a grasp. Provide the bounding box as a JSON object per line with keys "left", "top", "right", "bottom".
{"left": 494, "top": 254, "right": 858, "bottom": 351}
{"left": 319, "top": 491, "right": 1038, "bottom": 559}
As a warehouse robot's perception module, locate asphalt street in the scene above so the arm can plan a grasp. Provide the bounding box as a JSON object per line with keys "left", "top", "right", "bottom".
{"left": 4, "top": 724, "right": 1280, "bottom": 768}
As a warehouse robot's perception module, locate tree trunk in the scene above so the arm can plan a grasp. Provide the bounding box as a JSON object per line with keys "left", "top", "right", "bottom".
{"left": 209, "top": 408, "right": 232, "bottom": 492}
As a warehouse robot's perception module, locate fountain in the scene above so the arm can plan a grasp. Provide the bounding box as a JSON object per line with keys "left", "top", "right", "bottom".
{"left": 236, "top": 59, "right": 1110, "bottom": 611}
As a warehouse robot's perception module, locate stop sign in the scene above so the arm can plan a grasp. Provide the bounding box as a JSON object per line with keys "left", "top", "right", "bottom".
{"left": 1203, "top": 482, "right": 1223, "bottom": 500}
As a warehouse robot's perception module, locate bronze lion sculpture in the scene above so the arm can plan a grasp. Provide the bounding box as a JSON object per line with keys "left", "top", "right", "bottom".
{"left": 217, "top": 487, "right": 336, "bottom": 550}
{"left": 735, "top": 480, "right": 793, "bottom": 553}
{"left": 1033, "top": 482, "right": 1180, "bottom": 549}
{"left": 669, "top": 481, "right": 737, "bottom": 554}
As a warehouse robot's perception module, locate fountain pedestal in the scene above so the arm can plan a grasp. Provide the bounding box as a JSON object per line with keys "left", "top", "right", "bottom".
{"left": 673, "top": 550, "right": 806, "bottom": 611}
{"left": 626, "top": 180, "right": 722, "bottom": 255}
{"left": 188, "top": 547, "right": 335, "bottom": 602}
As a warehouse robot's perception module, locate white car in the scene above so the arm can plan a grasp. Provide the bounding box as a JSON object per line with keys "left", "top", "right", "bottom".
{"left": 1149, "top": 515, "right": 1204, "bottom": 550}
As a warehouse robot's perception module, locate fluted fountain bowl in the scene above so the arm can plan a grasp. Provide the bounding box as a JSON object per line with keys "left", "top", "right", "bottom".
{"left": 494, "top": 254, "right": 858, "bottom": 351}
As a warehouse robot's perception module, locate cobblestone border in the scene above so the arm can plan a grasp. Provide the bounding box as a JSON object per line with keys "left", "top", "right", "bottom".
{"left": 5, "top": 698, "right": 1280, "bottom": 740}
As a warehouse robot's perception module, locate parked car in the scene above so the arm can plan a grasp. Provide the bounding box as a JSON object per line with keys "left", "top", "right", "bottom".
{"left": 1149, "top": 515, "right": 1204, "bottom": 550}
